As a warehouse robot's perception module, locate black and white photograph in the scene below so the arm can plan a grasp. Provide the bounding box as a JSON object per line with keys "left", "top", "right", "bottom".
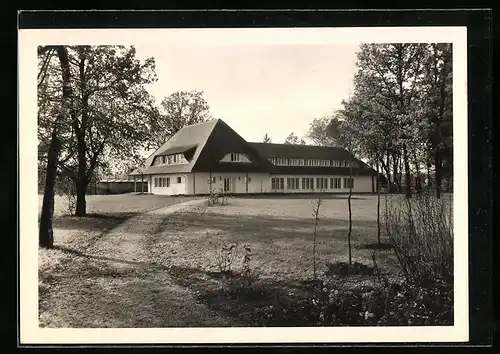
{"left": 19, "top": 23, "right": 469, "bottom": 344}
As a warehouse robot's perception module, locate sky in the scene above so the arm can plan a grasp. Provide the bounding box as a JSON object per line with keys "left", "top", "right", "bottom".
{"left": 133, "top": 42, "right": 361, "bottom": 144}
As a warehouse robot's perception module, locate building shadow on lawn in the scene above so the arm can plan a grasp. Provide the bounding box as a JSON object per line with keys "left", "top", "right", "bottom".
{"left": 236, "top": 194, "right": 369, "bottom": 201}
{"left": 179, "top": 211, "right": 377, "bottom": 241}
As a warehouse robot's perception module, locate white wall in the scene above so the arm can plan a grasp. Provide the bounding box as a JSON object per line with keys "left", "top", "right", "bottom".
{"left": 185, "top": 172, "right": 270, "bottom": 194}
{"left": 150, "top": 174, "right": 187, "bottom": 195}
{"left": 157, "top": 173, "right": 373, "bottom": 195}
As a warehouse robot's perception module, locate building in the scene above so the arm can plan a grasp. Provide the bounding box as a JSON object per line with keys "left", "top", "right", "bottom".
{"left": 97, "top": 175, "right": 148, "bottom": 194}
{"left": 130, "top": 119, "right": 379, "bottom": 195}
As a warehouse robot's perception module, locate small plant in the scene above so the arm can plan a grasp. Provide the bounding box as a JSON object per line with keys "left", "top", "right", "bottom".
{"left": 214, "top": 242, "right": 238, "bottom": 274}
{"left": 57, "top": 174, "right": 76, "bottom": 215}
{"left": 242, "top": 244, "right": 253, "bottom": 288}
{"left": 206, "top": 188, "right": 219, "bottom": 206}
{"left": 310, "top": 193, "right": 323, "bottom": 279}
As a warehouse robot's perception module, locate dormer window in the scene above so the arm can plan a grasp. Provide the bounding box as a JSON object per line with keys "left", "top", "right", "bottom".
{"left": 231, "top": 153, "right": 241, "bottom": 162}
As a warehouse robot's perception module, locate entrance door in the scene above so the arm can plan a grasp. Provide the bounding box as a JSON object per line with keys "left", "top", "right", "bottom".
{"left": 223, "top": 177, "right": 232, "bottom": 193}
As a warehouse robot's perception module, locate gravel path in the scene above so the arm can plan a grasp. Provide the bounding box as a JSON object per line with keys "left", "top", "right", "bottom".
{"left": 39, "top": 199, "right": 235, "bottom": 328}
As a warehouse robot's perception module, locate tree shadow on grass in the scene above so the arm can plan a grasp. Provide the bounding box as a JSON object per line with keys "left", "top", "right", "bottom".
{"left": 53, "top": 212, "right": 140, "bottom": 231}
{"left": 165, "top": 264, "right": 340, "bottom": 327}
{"left": 51, "top": 245, "right": 169, "bottom": 271}
{"left": 357, "top": 242, "right": 394, "bottom": 250}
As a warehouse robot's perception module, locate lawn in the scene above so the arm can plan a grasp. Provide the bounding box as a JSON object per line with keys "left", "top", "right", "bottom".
{"left": 38, "top": 193, "right": 200, "bottom": 316}
{"left": 38, "top": 193, "right": 453, "bottom": 327}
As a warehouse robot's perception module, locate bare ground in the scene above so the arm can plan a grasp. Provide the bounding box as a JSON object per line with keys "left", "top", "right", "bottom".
{"left": 39, "top": 198, "right": 236, "bottom": 327}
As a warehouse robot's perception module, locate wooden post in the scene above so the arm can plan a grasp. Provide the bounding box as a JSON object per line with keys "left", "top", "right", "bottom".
{"left": 141, "top": 173, "right": 144, "bottom": 193}
{"left": 134, "top": 175, "right": 137, "bottom": 193}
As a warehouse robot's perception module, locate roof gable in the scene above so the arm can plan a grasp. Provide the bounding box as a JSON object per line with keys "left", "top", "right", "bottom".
{"left": 192, "top": 120, "right": 274, "bottom": 173}
{"left": 140, "top": 119, "right": 218, "bottom": 174}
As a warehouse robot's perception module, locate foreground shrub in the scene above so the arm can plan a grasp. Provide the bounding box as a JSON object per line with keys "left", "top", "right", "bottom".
{"left": 249, "top": 279, "right": 453, "bottom": 326}
{"left": 384, "top": 192, "right": 453, "bottom": 287}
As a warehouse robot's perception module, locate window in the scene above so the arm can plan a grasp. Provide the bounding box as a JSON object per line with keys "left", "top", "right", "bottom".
{"left": 331, "top": 177, "right": 341, "bottom": 189}
{"left": 316, "top": 178, "right": 327, "bottom": 190}
{"left": 272, "top": 177, "right": 284, "bottom": 190}
{"left": 343, "top": 178, "right": 354, "bottom": 189}
{"left": 154, "top": 178, "right": 158, "bottom": 187}
{"left": 231, "top": 153, "right": 240, "bottom": 162}
{"left": 212, "top": 177, "right": 216, "bottom": 183}
{"left": 177, "top": 176, "right": 182, "bottom": 183}
{"left": 286, "top": 177, "right": 300, "bottom": 190}
{"left": 172, "top": 154, "right": 177, "bottom": 163}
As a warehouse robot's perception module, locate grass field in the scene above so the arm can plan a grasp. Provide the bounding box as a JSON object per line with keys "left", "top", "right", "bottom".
{"left": 38, "top": 193, "right": 453, "bottom": 327}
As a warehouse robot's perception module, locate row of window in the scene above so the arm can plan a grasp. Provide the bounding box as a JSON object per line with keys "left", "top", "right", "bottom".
{"left": 269, "top": 158, "right": 356, "bottom": 168}
{"left": 271, "top": 177, "right": 354, "bottom": 190}
{"left": 155, "top": 153, "right": 184, "bottom": 166}
{"left": 154, "top": 176, "right": 182, "bottom": 188}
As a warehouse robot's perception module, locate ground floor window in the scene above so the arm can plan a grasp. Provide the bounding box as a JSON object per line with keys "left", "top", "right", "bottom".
{"left": 154, "top": 177, "right": 170, "bottom": 188}
{"left": 272, "top": 177, "right": 285, "bottom": 190}
{"left": 331, "top": 177, "right": 341, "bottom": 189}
{"left": 343, "top": 177, "right": 354, "bottom": 189}
{"left": 287, "top": 177, "right": 300, "bottom": 190}
{"left": 301, "top": 177, "right": 314, "bottom": 189}
{"left": 177, "top": 176, "right": 182, "bottom": 183}
{"left": 316, "top": 177, "right": 328, "bottom": 190}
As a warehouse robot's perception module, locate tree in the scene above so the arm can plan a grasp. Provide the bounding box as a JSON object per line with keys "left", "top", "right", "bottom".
{"left": 150, "top": 90, "right": 212, "bottom": 149}
{"left": 420, "top": 43, "right": 453, "bottom": 198}
{"left": 284, "top": 132, "right": 306, "bottom": 145}
{"left": 337, "top": 119, "right": 356, "bottom": 265}
{"left": 38, "top": 45, "right": 72, "bottom": 248}
{"left": 306, "top": 116, "right": 342, "bottom": 146}
{"left": 262, "top": 133, "right": 273, "bottom": 143}
{"left": 38, "top": 45, "right": 159, "bottom": 217}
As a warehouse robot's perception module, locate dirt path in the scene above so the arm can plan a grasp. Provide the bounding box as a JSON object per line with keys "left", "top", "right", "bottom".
{"left": 39, "top": 199, "right": 235, "bottom": 328}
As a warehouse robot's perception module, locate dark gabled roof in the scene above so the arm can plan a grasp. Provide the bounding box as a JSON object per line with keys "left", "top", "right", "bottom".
{"left": 191, "top": 120, "right": 274, "bottom": 173}
{"left": 249, "top": 142, "right": 353, "bottom": 160}
{"left": 249, "top": 142, "right": 377, "bottom": 176}
{"left": 136, "top": 119, "right": 377, "bottom": 176}
{"left": 139, "top": 119, "right": 273, "bottom": 175}
{"left": 156, "top": 144, "right": 198, "bottom": 156}
{"left": 269, "top": 166, "right": 377, "bottom": 176}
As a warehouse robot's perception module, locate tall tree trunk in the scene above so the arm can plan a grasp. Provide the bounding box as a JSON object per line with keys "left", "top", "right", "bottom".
{"left": 39, "top": 45, "right": 72, "bottom": 248}
{"left": 74, "top": 138, "right": 88, "bottom": 216}
{"left": 402, "top": 144, "right": 412, "bottom": 198}
{"left": 75, "top": 179, "right": 88, "bottom": 216}
{"left": 376, "top": 156, "right": 381, "bottom": 245}
{"left": 39, "top": 128, "right": 61, "bottom": 248}
{"left": 392, "top": 153, "right": 400, "bottom": 192}
{"left": 347, "top": 161, "right": 353, "bottom": 265}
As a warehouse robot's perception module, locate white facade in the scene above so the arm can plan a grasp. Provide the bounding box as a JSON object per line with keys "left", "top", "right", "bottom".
{"left": 148, "top": 172, "right": 374, "bottom": 195}
{"left": 149, "top": 173, "right": 187, "bottom": 195}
